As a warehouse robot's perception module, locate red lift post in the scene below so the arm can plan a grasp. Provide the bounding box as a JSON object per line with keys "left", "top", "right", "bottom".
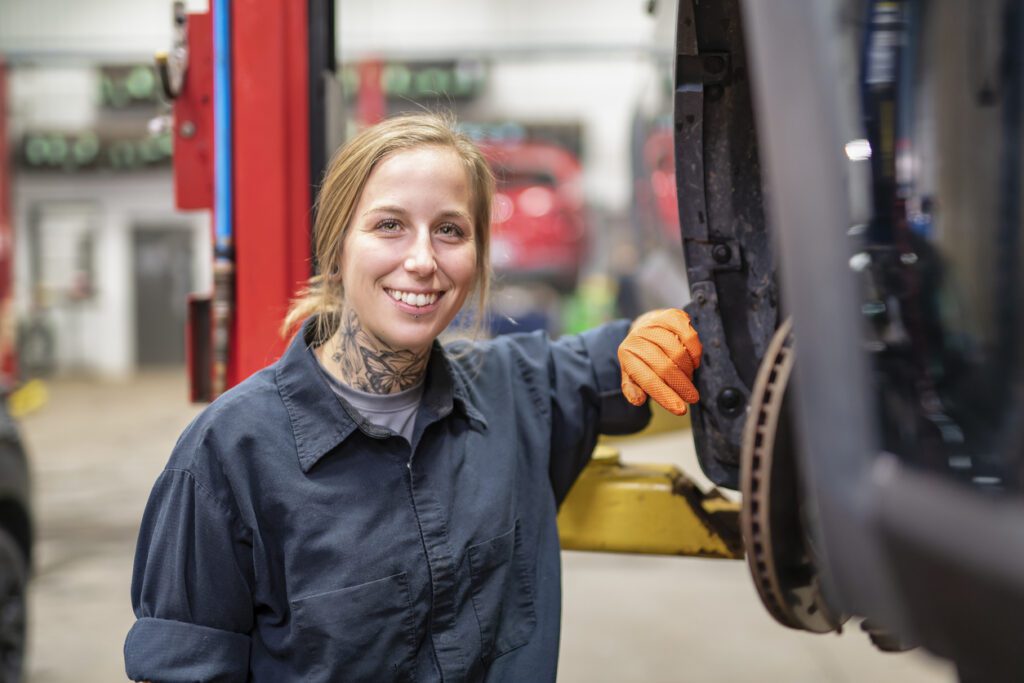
{"left": 231, "top": 0, "right": 311, "bottom": 380}
{"left": 171, "top": 1, "right": 317, "bottom": 399}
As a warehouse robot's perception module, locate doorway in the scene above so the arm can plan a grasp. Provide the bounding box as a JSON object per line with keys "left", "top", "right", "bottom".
{"left": 133, "top": 228, "right": 193, "bottom": 366}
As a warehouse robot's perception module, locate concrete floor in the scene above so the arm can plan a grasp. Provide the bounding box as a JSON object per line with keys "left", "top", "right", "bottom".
{"left": 17, "top": 372, "right": 956, "bottom": 682}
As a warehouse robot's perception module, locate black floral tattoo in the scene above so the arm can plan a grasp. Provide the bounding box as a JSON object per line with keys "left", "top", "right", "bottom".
{"left": 324, "top": 308, "right": 429, "bottom": 394}
{"left": 359, "top": 346, "right": 426, "bottom": 393}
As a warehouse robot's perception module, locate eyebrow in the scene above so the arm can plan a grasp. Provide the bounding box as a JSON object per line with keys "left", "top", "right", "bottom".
{"left": 363, "top": 205, "right": 472, "bottom": 223}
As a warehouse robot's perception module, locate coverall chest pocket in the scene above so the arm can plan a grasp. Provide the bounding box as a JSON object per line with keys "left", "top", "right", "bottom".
{"left": 290, "top": 571, "right": 417, "bottom": 682}
{"left": 467, "top": 520, "right": 537, "bottom": 661}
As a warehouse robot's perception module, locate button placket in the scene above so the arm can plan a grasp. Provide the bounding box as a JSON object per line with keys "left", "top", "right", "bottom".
{"left": 406, "top": 427, "right": 468, "bottom": 680}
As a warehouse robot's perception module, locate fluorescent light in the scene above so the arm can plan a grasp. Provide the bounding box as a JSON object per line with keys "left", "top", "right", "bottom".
{"left": 845, "top": 139, "right": 872, "bottom": 161}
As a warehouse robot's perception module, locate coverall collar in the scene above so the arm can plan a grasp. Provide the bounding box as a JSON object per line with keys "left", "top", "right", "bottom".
{"left": 276, "top": 317, "right": 487, "bottom": 473}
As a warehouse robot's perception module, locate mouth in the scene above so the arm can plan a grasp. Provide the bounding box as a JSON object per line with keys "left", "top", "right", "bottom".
{"left": 385, "top": 287, "right": 445, "bottom": 310}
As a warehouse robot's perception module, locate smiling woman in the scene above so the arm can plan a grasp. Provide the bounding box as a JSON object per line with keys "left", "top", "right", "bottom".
{"left": 323, "top": 145, "right": 480, "bottom": 389}
{"left": 124, "top": 113, "right": 703, "bottom": 683}
{"left": 288, "top": 114, "right": 494, "bottom": 397}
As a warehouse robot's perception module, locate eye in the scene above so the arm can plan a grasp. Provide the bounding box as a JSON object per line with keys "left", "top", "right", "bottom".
{"left": 436, "top": 222, "right": 468, "bottom": 240}
{"left": 374, "top": 218, "right": 402, "bottom": 233}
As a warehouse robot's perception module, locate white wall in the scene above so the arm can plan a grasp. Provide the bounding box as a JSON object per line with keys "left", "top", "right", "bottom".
{"left": 4, "top": 0, "right": 656, "bottom": 63}
{"left": 7, "top": 67, "right": 100, "bottom": 134}
{"left": 0, "top": 0, "right": 208, "bottom": 60}
{"left": 339, "top": 0, "right": 655, "bottom": 55}
{"left": 13, "top": 173, "right": 211, "bottom": 379}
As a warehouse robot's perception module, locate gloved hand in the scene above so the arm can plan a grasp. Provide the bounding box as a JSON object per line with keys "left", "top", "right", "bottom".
{"left": 618, "top": 308, "right": 702, "bottom": 416}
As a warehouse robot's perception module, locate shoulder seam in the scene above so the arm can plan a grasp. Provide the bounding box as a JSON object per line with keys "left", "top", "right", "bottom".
{"left": 162, "top": 467, "right": 251, "bottom": 541}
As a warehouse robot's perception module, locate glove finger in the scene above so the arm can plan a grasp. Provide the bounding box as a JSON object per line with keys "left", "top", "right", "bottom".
{"left": 634, "top": 326, "right": 695, "bottom": 377}
{"left": 644, "top": 309, "right": 702, "bottom": 369}
{"left": 623, "top": 339, "right": 700, "bottom": 404}
{"left": 620, "top": 348, "right": 693, "bottom": 415}
{"left": 620, "top": 373, "right": 648, "bottom": 407}
{"left": 618, "top": 346, "right": 650, "bottom": 406}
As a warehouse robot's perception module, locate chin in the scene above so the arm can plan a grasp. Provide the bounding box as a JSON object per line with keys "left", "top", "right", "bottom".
{"left": 380, "top": 324, "right": 444, "bottom": 353}
{"left": 375, "top": 304, "right": 461, "bottom": 351}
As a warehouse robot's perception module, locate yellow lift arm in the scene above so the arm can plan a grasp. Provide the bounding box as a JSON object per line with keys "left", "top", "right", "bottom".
{"left": 557, "top": 412, "right": 743, "bottom": 560}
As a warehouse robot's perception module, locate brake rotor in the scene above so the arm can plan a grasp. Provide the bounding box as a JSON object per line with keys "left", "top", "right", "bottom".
{"left": 740, "top": 317, "right": 844, "bottom": 633}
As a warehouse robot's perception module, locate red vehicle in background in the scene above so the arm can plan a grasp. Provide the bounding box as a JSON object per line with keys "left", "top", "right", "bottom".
{"left": 633, "top": 126, "right": 681, "bottom": 246}
{"left": 643, "top": 128, "right": 680, "bottom": 243}
{"left": 481, "top": 141, "right": 587, "bottom": 292}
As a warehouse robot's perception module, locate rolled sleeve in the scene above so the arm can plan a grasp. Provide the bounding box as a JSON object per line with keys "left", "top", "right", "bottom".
{"left": 576, "top": 319, "right": 652, "bottom": 435}
{"left": 125, "top": 617, "right": 250, "bottom": 683}
{"left": 126, "top": 467, "right": 254, "bottom": 682}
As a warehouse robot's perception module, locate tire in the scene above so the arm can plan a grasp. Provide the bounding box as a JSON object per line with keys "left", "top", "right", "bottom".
{"left": 0, "top": 529, "right": 27, "bottom": 683}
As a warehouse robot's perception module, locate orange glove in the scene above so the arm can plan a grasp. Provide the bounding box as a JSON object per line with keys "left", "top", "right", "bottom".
{"left": 618, "top": 308, "right": 702, "bottom": 416}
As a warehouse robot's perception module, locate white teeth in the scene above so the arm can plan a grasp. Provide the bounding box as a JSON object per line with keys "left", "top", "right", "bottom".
{"left": 387, "top": 289, "right": 439, "bottom": 307}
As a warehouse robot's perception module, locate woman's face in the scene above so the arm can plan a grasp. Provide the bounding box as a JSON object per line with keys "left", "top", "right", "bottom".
{"left": 339, "top": 145, "right": 478, "bottom": 354}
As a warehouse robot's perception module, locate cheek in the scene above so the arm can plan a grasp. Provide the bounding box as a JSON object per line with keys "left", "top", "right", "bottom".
{"left": 451, "top": 247, "right": 478, "bottom": 289}
{"left": 340, "top": 237, "right": 391, "bottom": 285}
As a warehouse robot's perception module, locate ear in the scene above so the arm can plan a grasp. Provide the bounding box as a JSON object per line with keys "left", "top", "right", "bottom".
{"left": 327, "top": 244, "right": 344, "bottom": 282}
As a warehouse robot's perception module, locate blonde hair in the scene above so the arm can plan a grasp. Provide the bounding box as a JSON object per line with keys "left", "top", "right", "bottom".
{"left": 283, "top": 112, "right": 494, "bottom": 344}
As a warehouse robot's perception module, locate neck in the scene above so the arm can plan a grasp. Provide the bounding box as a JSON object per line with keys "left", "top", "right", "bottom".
{"left": 318, "top": 308, "right": 430, "bottom": 394}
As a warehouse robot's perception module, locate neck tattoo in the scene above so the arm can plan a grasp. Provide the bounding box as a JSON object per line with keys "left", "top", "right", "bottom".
{"left": 327, "top": 308, "right": 429, "bottom": 394}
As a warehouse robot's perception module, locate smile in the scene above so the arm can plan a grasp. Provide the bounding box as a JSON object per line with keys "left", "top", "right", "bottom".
{"left": 385, "top": 288, "right": 442, "bottom": 308}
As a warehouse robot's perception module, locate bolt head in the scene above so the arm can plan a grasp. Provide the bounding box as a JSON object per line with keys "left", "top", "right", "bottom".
{"left": 716, "top": 388, "right": 744, "bottom": 416}
{"left": 704, "top": 55, "right": 726, "bottom": 75}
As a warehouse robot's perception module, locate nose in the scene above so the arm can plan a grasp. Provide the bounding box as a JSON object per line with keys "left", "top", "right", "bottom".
{"left": 403, "top": 229, "right": 437, "bottom": 277}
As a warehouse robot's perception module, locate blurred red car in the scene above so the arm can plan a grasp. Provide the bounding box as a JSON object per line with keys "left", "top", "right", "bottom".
{"left": 481, "top": 141, "right": 587, "bottom": 292}
{"left": 630, "top": 127, "right": 679, "bottom": 245}
{"left": 640, "top": 127, "right": 681, "bottom": 245}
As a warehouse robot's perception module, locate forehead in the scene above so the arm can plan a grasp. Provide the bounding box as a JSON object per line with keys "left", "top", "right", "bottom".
{"left": 360, "top": 145, "right": 471, "bottom": 203}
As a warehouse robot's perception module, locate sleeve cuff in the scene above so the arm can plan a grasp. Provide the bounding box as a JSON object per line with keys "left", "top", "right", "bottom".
{"left": 124, "top": 617, "right": 250, "bottom": 682}
{"left": 579, "top": 319, "right": 652, "bottom": 435}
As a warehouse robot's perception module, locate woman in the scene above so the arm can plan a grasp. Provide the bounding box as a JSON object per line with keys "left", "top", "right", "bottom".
{"left": 124, "top": 113, "right": 701, "bottom": 682}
